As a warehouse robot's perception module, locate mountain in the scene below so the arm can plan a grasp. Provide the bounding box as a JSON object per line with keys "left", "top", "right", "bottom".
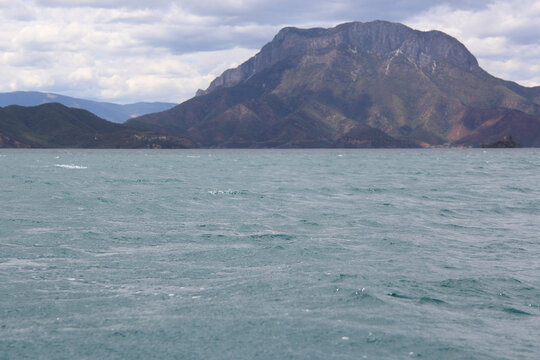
{"left": 0, "top": 103, "right": 195, "bottom": 148}
{"left": 0, "top": 91, "right": 177, "bottom": 124}
{"left": 129, "top": 20, "right": 540, "bottom": 147}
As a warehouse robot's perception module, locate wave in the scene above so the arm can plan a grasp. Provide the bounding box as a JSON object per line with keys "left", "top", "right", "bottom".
{"left": 208, "top": 189, "right": 238, "bottom": 195}
{"left": 55, "top": 164, "right": 88, "bottom": 169}
{"left": 502, "top": 307, "right": 532, "bottom": 316}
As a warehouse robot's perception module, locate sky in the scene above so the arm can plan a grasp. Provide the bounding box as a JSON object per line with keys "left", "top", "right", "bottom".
{"left": 1, "top": 0, "right": 539, "bottom": 104}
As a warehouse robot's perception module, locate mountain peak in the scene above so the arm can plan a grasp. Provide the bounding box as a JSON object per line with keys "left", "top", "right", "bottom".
{"left": 131, "top": 20, "right": 540, "bottom": 148}
{"left": 199, "top": 21, "right": 478, "bottom": 96}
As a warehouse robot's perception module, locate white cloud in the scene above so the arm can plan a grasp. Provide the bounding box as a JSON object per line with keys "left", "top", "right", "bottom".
{"left": 406, "top": 0, "right": 540, "bottom": 86}
{"left": 0, "top": 3, "right": 260, "bottom": 103}
{"left": 68, "top": 67, "right": 94, "bottom": 82}
{"left": 34, "top": 0, "right": 172, "bottom": 8}
{"left": 0, "top": 0, "right": 538, "bottom": 105}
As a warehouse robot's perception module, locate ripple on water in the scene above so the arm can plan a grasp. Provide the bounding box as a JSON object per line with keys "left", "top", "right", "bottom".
{"left": 419, "top": 297, "right": 447, "bottom": 305}
{"left": 502, "top": 307, "right": 532, "bottom": 316}
{"left": 1, "top": 149, "right": 539, "bottom": 360}
{"left": 347, "top": 290, "right": 386, "bottom": 306}
{"left": 248, "top": 233, "right": 296, "bottom": 242}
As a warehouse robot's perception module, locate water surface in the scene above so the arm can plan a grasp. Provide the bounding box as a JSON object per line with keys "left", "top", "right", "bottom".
{"left": 1, "top": 149, "right": 539, "bottom": 359}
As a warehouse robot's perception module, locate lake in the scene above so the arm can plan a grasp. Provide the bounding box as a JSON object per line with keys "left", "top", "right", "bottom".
{"left": 1, "top": 149, "right": 539, "bottom": 359}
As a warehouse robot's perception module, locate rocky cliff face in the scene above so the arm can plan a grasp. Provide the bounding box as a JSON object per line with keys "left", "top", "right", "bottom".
{"left": 132, "top": 21, "right": 540, "bottom": 148}
{"left": 199, "top": 21, "right": 478, "bottom": 95}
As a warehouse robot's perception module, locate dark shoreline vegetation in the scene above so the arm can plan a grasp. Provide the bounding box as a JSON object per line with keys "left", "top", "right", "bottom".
{"left": 481, "top": 135, "right": 521, "bottom": 148}
{"left": 0, "top": 103, "right": 194, "bottom": 149}
{"left": 2, "top": 20, "right": 540, "bottom": 149}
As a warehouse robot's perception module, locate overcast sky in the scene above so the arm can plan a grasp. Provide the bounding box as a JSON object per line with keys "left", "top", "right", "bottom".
{"left": 1, "top": 0, "right": 539, "bottom": 104}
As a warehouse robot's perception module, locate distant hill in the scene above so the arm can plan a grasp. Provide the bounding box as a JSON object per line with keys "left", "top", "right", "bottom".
{"left": 0, "top": 103, "right": 195, "bottom": 148}
{"left": 129, "top": 21, "right": 540, "bottom": 147}
{"left": 0, "top": 91, "right": 177, "bottom": 124}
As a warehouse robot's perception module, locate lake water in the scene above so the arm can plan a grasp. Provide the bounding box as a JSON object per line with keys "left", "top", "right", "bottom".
{"left": 1, "top": 149, "right": 539, "bottom": 359}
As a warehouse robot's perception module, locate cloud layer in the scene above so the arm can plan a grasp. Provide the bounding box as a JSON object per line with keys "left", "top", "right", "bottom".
{"left": 1, "top": 0, "right": 538, "bottom": 103}
{"left": 406, "top": 0, "right": 540, "bottom": 87}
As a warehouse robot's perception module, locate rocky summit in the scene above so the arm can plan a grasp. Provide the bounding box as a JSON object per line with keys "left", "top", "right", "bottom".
{"left": 130, "top": 20, "right": 540, "bottom": 148}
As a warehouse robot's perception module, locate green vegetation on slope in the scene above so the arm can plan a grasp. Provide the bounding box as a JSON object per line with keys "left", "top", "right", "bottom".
{"left": 0, "top": 103, "right": 195, "bottom": 148}
{"left": 130, "top": 21, "right": 540, "bottom": 147}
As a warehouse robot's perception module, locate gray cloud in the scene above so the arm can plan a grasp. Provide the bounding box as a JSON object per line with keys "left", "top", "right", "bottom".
{"left": 1, "top": 0, "right": 538, "bottom": 104}
{"left": 33, "top": 0, "right": 173, "bottom": 9}
{"left": 406, "top": 0, "right": 540, "bottom": 86}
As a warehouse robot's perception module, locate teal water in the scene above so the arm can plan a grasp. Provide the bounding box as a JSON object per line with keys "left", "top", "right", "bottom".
{"left": 1, "top": 149, "right": 539, "bottom": 359}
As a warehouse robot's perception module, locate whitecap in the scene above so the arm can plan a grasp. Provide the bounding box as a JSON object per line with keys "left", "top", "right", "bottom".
{"left": 24, "top": 227, "right": 56, "bottom": 234}
{"left": 55, "top": 164, "right": 88, "bottom": 169}
{"left": 208, "top": 189, "right": 237, "bottom": 195}
{"left": 0, "top": 259, "right": 44, "bottom": 268}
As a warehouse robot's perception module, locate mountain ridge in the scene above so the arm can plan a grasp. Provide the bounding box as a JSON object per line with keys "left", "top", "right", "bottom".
{"left": 131, "top": 20, "right": 540, "bottom": 147}
{"left": 0, "top": 91, "right": 177, "bottom": 124}
{"left": 0, "top": 103, "right": 195, "bottom": 148}
{"left": 198, "top": 21, "right": 479, "bottom": 96}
